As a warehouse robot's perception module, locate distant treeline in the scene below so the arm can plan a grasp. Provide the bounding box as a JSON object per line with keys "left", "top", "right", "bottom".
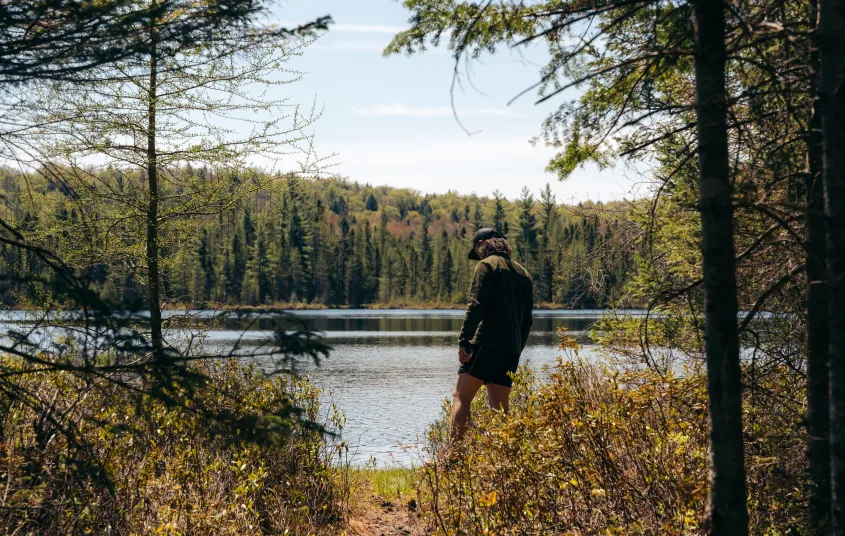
{"left": 1, "top": 168, "right": 637, "bottom": 309}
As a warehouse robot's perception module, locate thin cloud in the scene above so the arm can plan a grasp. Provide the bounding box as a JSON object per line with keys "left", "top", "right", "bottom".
{"left": 324, "top": 135, "right": 637, "bottom": 202}
{"left": 312, "top": 40, "right": 390, "bottom": 52}
{"left": 351, "top": 104, "right": 526, "bottom": 118}
{"left": 312, "top": 39, "right": 448, "bottom": 54}
{"left": 333, "top": 23, "right": 408, "bottom": 34}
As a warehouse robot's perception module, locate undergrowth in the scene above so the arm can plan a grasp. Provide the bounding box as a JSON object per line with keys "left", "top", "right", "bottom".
{"left": 0, "top": 357, "right": 350, "bottom": 534}
{"left": 416, "top": 356, "right": 806, "bottom": 535}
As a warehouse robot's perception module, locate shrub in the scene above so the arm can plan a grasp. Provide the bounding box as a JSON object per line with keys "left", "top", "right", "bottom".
{"left": 417, "top": 357, "right": 806, "bottom": 535}
{"left": 0, "top": 357, "right": 348, "bottom": 534}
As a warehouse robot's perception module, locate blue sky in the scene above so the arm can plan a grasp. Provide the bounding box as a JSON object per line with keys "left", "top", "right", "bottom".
{"left": 272, "top": 0, "right": 640, "bottom": 202}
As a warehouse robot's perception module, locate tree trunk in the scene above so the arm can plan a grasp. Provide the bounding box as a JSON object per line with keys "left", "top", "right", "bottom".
{"left": 146, "top": 17, "right": 163, "bottom": 356}
{"left": 692, "top": 1, "right": 749, "bottom": 534}
{"left": 806, "top": 0, "right": 832, "bottom": 530}
{"left": 818, "top": 0, "right": 845, "bottom": 530}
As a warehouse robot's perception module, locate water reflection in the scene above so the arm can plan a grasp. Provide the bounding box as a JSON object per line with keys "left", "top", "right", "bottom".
{"left": 182, "top": 309, "right": 610, "bottom": 335}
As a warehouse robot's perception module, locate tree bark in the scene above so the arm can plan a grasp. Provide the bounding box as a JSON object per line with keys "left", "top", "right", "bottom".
{"left": 692, "top": 1, "right": 749, "bottom": 534}
{"left": 818, "top": 0, "right": 845, "bottom": 530}
{"left": 806, "top": 0, "right": 832, "bottom": 530}
{"left": 146, "top": 15, "right": 163, "bottom": 356}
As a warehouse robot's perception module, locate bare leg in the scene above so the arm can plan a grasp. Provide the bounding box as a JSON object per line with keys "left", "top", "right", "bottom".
{"left": 451, "top": 373, "right": 484, "bottom": 443}
{"left": 486, "top": 383, "right": 512, "bottom": 414}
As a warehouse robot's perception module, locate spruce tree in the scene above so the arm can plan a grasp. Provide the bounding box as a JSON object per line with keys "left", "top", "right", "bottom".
{"left": 491, "top": 190, "right": 507, "bottom": 235}
{"left": 472, "top": 198, "right": 484, "bottom": 231}
{"left": 230, "top": 232, "right": 245, "bottom": 300}
{"left": 516, "top": 187, "right": 539, "bottom": 271}
{"left": 539, "top": 183, "right": 557, "bottom": 302}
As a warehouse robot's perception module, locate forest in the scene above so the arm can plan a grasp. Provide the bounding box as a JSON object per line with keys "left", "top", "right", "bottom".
{"left": 1, "top": 169, "right": 635, "bottom": 309}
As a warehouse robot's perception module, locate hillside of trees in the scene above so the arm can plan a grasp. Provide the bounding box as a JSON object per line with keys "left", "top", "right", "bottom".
{"left": 1, "top": 168, "right": 636, "bottom": 309}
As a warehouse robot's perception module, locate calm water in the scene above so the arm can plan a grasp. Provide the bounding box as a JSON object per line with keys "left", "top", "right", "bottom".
{"left": 249, "top": 310, "right": 614, "bottom": 466}
{"left": 1, "top": 309, "right": 634, "bottom": 466}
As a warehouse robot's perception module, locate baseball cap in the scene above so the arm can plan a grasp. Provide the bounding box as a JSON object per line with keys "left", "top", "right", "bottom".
{"left": 468, "top": 227, "right": 504, "bottom": 260}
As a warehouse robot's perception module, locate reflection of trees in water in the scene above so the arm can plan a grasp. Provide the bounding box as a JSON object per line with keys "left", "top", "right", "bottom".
{"left": 230, "top": 332, "right": 593, "bottom": 348}
{"left": 213, "top": 315, "right": 602, "bottom": 335}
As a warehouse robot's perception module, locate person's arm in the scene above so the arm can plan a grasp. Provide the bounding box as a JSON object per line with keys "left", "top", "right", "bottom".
{"left": 520, "top": 277, "right": 534, "bottom": 352}
{"left": 458, "top": 262, "right": 493, "bottom": 350}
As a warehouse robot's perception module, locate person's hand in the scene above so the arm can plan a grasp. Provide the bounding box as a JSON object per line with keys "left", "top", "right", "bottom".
{"left": 458, "top": 346, "right": 473, "bottom": 364}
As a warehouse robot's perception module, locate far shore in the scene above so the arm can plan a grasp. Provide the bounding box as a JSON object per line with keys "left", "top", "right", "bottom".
{"left": 169, "top": 301, "right": 584, "bottom": 311}
{"left": 3, "top": 302, "right": 626, "bottom": 313}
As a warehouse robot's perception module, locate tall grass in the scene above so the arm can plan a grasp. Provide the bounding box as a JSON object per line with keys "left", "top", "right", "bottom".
{"left": 352, "top": 467, "right": 417, "bottom": 500}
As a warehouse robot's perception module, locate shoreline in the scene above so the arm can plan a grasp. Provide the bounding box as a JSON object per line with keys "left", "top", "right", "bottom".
{"left": 4, "top": 301, "right": 605, "bottom": 313}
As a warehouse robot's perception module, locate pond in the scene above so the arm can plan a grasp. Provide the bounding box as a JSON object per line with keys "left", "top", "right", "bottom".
{"left": 2, "top": 309, "right": 641, "bottom": 466}
{"left": 241, "top": 309, "right": 618, "bottom": 466}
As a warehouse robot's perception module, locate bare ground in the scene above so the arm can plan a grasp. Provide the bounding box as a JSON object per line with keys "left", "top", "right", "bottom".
{"left": 344, "top": 480, "right": 427, "bottom": 536}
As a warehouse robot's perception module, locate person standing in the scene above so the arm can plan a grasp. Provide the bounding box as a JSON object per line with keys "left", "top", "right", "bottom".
{"left": 452, "top": 228, "right": 533, "bottom": 443}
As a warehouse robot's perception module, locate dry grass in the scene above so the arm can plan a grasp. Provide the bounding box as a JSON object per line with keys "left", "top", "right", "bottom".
{"left": 0, "top": 357, "right": 350, "bottom": 534}
{"left": 415, "top": 357, "right": 807, "bottom": 535}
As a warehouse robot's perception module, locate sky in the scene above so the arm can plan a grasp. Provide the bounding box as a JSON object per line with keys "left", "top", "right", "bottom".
{"left": 269, "top": 0, "right": 643, "bottom": 202}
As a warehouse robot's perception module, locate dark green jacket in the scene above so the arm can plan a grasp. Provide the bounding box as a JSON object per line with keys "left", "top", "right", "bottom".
{"left": 458, "top": 252, "right": 533, "bottom": 355}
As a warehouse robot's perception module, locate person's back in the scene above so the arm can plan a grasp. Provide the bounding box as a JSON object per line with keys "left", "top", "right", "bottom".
{"left": 450, "top": 228, "right": 533, "bottom": 446}
{"left": 457, "top": 252, "right": 533, "bottom": 357}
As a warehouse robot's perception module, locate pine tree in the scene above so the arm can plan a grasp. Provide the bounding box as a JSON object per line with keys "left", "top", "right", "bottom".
{"left": 364, "top": 222, "right": 380, "bottom": 303}
{"left": 491, "top": 190, "right": 507, "bottom": 235}
{"left": 420, "top": 212, "right": 433, "bottom": 300}
{"left": 243, "top": 209, "right": 256, "bottom": 249}
{"left": 221, "top": 247, "right": 233, "bottom": 303}
{"left": 472, "top": 198, "right": 484, "bottom": 231}
{"left": 408, "top": 244, "right": 419, "bottom": 299}
{"left": 346, "top": 229, "right": 365, "bottom": 306}
{"left": 197, "top": 229, "right": 214, "bottom": 301}
{"left": 441, "top": 248, "right": 454, "bottom": 298}
{"left": 256, "top": 228, "right": 270, "bottom": 303}
{"left": 516, "top": 187, "right": 539, "bottom": 270}
{"left": 309, "top": 195, "right": 327, "bottom": 303}
{"left": 538, "top": 183, "right": 557, "bottom": 302}
{"left": 230, "top": 232, "right": 245, "bottom": 300}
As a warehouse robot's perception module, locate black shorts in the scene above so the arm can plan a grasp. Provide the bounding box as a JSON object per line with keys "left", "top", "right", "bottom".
{"left": 458, "top": 345, "right": 520, "bottom": 387}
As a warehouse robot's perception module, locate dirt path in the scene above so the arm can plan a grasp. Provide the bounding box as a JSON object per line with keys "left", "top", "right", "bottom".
{"left": 345, "top": 480, "right": 427, "bottom": 536}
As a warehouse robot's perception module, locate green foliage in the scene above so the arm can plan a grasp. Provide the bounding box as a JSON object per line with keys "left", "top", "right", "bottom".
{"left": 0, "top": 356, "right": 348, "bottom": 534}
{"left": 544, "top": 123, "right": 612, "bottom": 179}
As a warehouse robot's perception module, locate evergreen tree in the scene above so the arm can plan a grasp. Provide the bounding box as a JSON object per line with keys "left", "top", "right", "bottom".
{"left": 516, "top": 187, "right": 539, "bottom": 270}
{"left": 256, "top": 228, "right": 270, "bottom": 303}
{"left": 221, "top": 247, "right": 233, "bottom": 303}
{"left": 345, "top": 229, "right": 365, "bottom": 306}
{"left": 472, "top": 198, "right": 484, "bottom": 231}
{"left": 419, "top": 212, "right": 433, "bottom": 300}
{"left": 408, "top": 244, "right": 419, "bottom": 299}
{"left": 243, "top": 209, "right": 256, "bottom": 248}
{"left": 538, "top": 183, "right": 557, "bottom": 302}
{"left": 491, "top": 190, "right": 507, "bottom": 235}
{"left": 440, "top": 248, "right": 454, "bottom": 298}
{"left": 230, "top": 232, "right": 245, "bottom": 300}
{"left": 197, "top": 229, "right": 214, "bottom": 301}
{"left": 364, "top": 222, "right": 380, "bottom": 302}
